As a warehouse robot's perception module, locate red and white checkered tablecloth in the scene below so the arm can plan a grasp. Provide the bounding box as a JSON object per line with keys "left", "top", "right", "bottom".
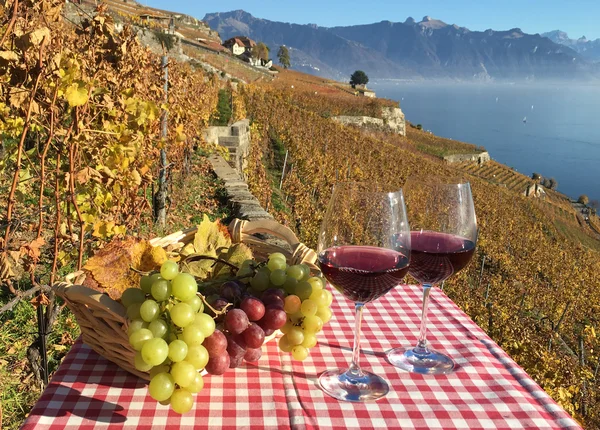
{"left": 22, "top": 285, "right": 581, "bottom": 430}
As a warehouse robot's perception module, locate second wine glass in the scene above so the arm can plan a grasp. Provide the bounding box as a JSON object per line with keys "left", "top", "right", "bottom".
{"left": 387, "top": 177, "right": 477, "bottom": 375}
{"left": 317, "top": 182, "right": 411, "bottom": 401}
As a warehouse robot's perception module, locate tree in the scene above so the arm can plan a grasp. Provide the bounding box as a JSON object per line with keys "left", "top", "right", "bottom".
{"left": 578, "top": 195, "right": 589, "bottom": 205}
{"left": 532, "top": 172, "right": 541, "bottom": 181}
{"left": 252, "top": 42, "right": 270, "bottom": 61}
{"left": 350, "top": 70, "right": 369, "bottom": 88}
{"left": 277, "top": 45, "right": 290, "bottom": 69}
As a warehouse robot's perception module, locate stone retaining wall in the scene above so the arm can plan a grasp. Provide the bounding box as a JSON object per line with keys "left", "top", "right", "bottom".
{"left": 332, "top": 106, "right": 406, "bottom": 136}
{"left": 203, "top": 119, "right": 251, "bottom": 178}
{"left": 443, "top": 152, "right": 491, "bottom": 164}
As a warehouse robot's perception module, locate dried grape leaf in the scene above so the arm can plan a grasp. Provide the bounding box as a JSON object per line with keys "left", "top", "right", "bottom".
{"left": 213, "top": 243, "right": 253, "bottom": 278}
{"left": 82, "top": 237, "right": 167, "bottom": 300}
{"left": 192, "top": 214, "right": 231, "bottom": 256}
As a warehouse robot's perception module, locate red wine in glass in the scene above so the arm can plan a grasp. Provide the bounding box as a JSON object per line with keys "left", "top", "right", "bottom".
{"left": 409, "top": 232, "right": 475, "bottom": 285}
{"left": 319, "top": 246, "right": 410, "bottom": 303}
{"left": 387, "top": 178, "right": 478, "bottom": 375}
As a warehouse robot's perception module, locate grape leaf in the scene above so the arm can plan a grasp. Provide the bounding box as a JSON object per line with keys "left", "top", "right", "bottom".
{"left": 82, "top": 237, "right": 167, "bottom": 300}
{"left": 213, "top": 243, "right": 253, "bottom": 277}
{"left": 65, "top": 81, "right": 88, "bottom": 107}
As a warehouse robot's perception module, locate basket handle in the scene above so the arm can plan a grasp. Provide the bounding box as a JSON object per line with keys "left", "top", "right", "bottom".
{"left": 228, "top": 218, "right": 318, "bottom": 267}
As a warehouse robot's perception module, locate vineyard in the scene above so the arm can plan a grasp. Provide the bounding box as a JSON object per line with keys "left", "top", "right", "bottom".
{"left": 2, "top": 1, "right": 600, "bottom": 428}
{"left": 242, "top": 83, "right": 600, "bottom": 427}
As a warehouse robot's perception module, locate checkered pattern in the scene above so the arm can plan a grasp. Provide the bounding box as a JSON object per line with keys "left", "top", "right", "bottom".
{"left": 23, "top": 285, "right": 581, "bottom": 430}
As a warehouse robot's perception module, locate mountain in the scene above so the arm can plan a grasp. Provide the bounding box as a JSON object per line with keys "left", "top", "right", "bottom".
{"left": 203, "top": 11, "right": 595, "bottom": 81}
{"left": 542, "top": 30, "right": 600, "bottom": 62}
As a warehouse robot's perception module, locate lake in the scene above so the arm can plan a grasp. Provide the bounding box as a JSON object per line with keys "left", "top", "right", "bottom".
{"left": 372, "top": 81, "right": 600, "bottom": 204}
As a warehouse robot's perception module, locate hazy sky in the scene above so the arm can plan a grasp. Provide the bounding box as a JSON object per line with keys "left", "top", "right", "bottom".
{"left": 142, "top": 0, "right": 600, "bottom": 40}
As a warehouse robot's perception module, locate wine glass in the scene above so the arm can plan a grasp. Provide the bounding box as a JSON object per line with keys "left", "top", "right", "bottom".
{"left": 317, "top": 182, "right": 411, "bottom": 401}
{"left": 387, "top": 177, "right": 477, "bottom": 374}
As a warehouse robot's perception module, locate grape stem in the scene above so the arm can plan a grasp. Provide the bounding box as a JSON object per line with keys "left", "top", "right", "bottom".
{"left": 183, "top": 255, "right": 240, "bottom": 272}
{"left": 129, "top": 266, "right": 152, "bottom": 276}
{"left": 197, "top": 292, "right": 233, "bottom": 317}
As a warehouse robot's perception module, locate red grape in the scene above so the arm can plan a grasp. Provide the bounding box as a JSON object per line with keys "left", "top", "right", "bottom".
{"left": 202, "top": 330, "right": 227, "bottom": 356}
{"left": 260, "top": 308, "right": 287, "bottom": 330}
{"left": 244, "top": 348, "right": 262, "bottom": 362}
{"left": 263, "top": 288, "right": 285, "bottom": 299}
{"left": 229, "top": 354, "right": 244, "bottom": 368}
{"left": 263, "top": 328, "right": 275, "bottom": 337}
{"left": 224, "top": 309, "right": 249, "bottom": 334}
{"left": 205, "top": 353, "right": 230, "bottom": 375}
{"left": 240, "top": 297, "right": 265, "bottom": 322}
{"left": 226, "top": 333, "right": 247, "bottom": 359}
{"left": 262, "top": 295, "right": 284, "bottom": 309}
{"left": 221, "top": 281, "right": 242, "bottom": 301}
{"left": 242, "top": 323, "right": 265, "bottom": 349}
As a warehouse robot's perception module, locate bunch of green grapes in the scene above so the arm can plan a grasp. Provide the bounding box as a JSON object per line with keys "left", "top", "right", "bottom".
{"left": 121, "top": 260, "right": 215, "bottom": 414}
{"left": 240, "top": 252, "right": 333, "bottom": 361}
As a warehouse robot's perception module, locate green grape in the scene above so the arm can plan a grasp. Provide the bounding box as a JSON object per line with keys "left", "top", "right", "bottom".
{"left": 303, "top": 315, "right": 323, "bottom": 333}
{"left": 269, "top": 252, "right": 286, "bottom": 261}
{"left": 287, "top": 326, "right": 304, "bottom": 346}
{"left": 241, "top": 259, "right": 254, "bottom": 268}
{"left": 307, "top": 276, "right": 324, "bottom": 290}
{"left": 187, "top": 372, "right": 204, "bottom": 394}
{"left": 237, "top": 266, "right": 254, "bottom": 278}
{"left": 159, "top": 398, "right": 171, "bottom": 406}
{"left": 160, "top": 260, "right": 179, "bottom": 281}
{"left": 148, "top": 319, "right": 169, "bottom": 338}
{"left": 316, "top": 307, "right": 333, "bottom": 324}
{"left": 278, "top": 335, "right": 293, "bottom": 352}
{"left": 146, "top": 273, "right": 162, "bottom": 294}
{"left": 129, "top": 328, "right": 153, "bottom": 351}
{"left": 280, "top": 320, "right": 293, "bottom": 334}
{"left": 149, "top": 364, "right": 169, "bottom": 379}
{"left": 309, "top": 289, "right": 329, "bottom": 307}
{"left": 181, "top": 324, "right": 205, "bottom": 346}
{"left": 127, "top": 319, "right": 148, "bottom": 336}
{"left": 126, "top": 302, "right": 142, "bottom": 320}
{"left": 295, "top": 281, "right": 313, "bottom": 301}
{"left": 300, "top": 299, "right": 318, "bottom": 317}
{"left": 121, "top": 288, "right": 146, "bottom": 308}
{"left": 290, "top": 311, "right": 304, "bottom": 324}
{"left": 170, "top": 302, "right": 194, "bottom": 328}
{"left": 170, "top": 361, "right": 196, "bottom": 388}
{"left": 281, "top": 278, "right": 296, "bottom": 296}
{"left": 151, "top": 279, "right": 172, "bottom": 302}
{"left": 148, "top": 372, "right": 175, "bottom": 402}
{"left": 298, "top": 265, "right": 311, "bottom": 281}
{"left": 194, "top": 313, "right": 216, "bottom": 337}
{"left": 267, "top": 256, "right": 287, "bottom": 271}
{"left": 185, "top": 344, "right": 209, "bottom": 370}
{"left": 140, "top": 300, "right": 160, "bottom": 322}
{"left": 185, "top": 295, "right": 203, "bottom": 313}
{"left": 168, "top": 339, "right": 189, "bottom": 362}
{"left": 134, "top": 351, "right": 154, "bottom": 372}
{"left": 324, "top": 289, "right": 333, "bottom": 307}
{"left": 302, "top": 333, "right": 318, "bottom": 349}
{"left": 291, "top": 345, "right": 309, "bottom": 361}
{"left": 171, "top": 273, "right": 197, "bottom": 301}
{"left": 286, "top": 265, "right": 304, "bottom": 281}
{"left": 141, "top": 338, "right": 169, "bottom": 366}
{"left": 284, "top": 295, "right": 302, "bottom": 314}
{"left": 140, "top": 276, "right": 154, "bottom": 294}
{"left": 269, "top": 269, "right": 287, "bottom": 286}
{"left": 250, "top": 269, "right": 270, "bottom": 292}
{"left": 170, "top": 388, "right": 193, "bottom": 414}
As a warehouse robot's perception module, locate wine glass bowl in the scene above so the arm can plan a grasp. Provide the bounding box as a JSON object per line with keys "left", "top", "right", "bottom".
{"left": 387, "top": 178, "right": 477, "bottom": 375}
{"left": 317, "top": 182, "right": 410, "bottom": 401}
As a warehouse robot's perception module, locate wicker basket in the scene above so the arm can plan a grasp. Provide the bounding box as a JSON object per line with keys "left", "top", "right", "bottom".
{"left": 53, "top": 218, "right": 318, "bottom": 380}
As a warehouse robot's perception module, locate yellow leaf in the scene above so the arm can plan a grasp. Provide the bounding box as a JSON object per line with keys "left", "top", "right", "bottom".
{"left": 65, "top": 82, "right": 88, "bottom": 107}
{"left": 131, "top": 169, "right": 142, "bottom": 186}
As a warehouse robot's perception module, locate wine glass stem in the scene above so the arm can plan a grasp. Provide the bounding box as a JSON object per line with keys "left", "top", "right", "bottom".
{"left": 348, "top": 302, "right": 365, "bottom": 377}
{"left": 415, "top": 284, "right": 433, "bottom": 355}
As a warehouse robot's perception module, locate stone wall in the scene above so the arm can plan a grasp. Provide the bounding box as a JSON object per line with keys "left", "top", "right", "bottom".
{"left": 208, "top": 154, "right": 272, "bottom": 221}
{"left": 443, "top": 152, "right": 491, "bottom": 164}
{"left": 332, "top": 106, "right": 406, "bottom": 136}
{"left": 203, "top": 119, "right": 251, "bottom": 178}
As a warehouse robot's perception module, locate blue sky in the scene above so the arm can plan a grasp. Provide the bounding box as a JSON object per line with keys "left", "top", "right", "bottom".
{"left": 142, "top": 0, "right": 600, "bottom": 40}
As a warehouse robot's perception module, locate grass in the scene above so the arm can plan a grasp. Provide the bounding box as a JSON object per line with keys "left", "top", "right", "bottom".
{"left": 0, "top": 150, "right": 228, "bottom": 429}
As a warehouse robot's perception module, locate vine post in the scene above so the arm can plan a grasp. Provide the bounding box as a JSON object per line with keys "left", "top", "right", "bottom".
{"left": 154, "top": 55, "right": 169, "bottom": 227}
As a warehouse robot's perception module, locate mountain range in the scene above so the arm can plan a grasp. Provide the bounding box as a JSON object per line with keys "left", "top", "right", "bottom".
{"left": 542, "top": 30, "right": 600, "bottom": 62}
{"left": 203, "top": 10, "right": 598, "bottom": 81}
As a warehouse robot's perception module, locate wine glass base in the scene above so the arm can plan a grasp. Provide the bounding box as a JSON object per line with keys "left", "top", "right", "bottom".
{"left": 387, "top": 347, "right": 455, "bottom": 375}
{"left": 318, "top": 368, "right": 389, "bottom": 402}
